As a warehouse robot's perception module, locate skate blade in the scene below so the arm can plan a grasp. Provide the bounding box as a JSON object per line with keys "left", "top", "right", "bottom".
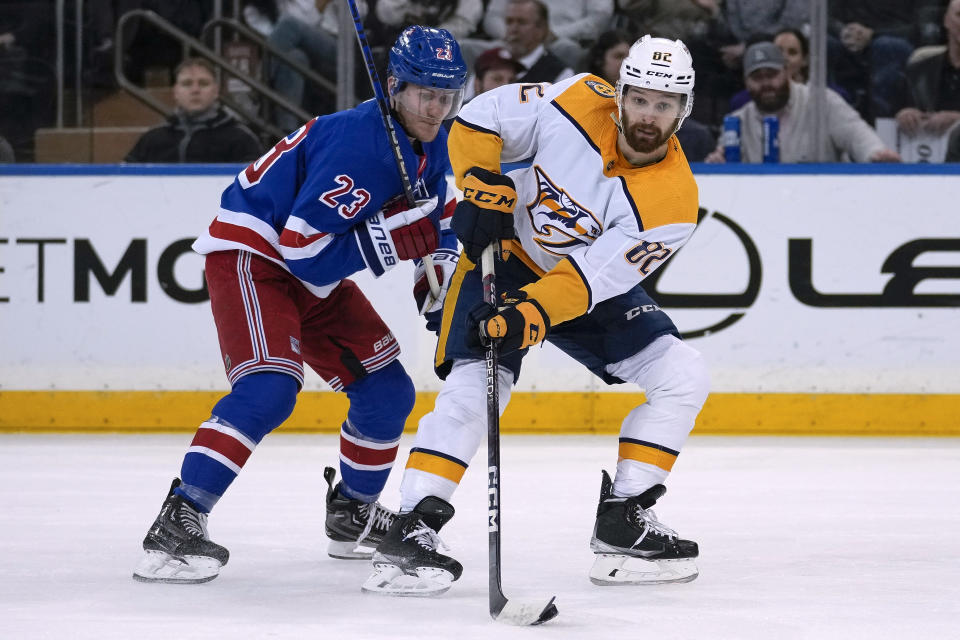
{"left": 327, "top": 539, "right": 375, "bottom": 560}
{"left": 361, "top": 563, "right": 455, "bottom": 597}
{"left": 589, "top": 554, "right": 698, "bottom": 586}
{"left": 132, "top": 550, "right": 222, "bottom": 584}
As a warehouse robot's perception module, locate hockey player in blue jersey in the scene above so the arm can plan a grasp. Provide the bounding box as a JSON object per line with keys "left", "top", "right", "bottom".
{"left": 133, "top": 25, "right": 468, "bottom": 584}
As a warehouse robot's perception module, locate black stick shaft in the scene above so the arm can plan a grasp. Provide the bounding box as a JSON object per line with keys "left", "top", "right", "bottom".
{"left": 343, "top": 0, "right": 440, "bottom": 297}
{"left": 481, "top": 244, "right": 508, "bottom": 618}
{"left": 344, "top": 0, "right": 414, "bottom": 206}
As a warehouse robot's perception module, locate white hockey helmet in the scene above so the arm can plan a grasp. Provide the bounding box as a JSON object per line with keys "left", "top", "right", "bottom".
{"left": 616, "top": 35, "right": 696, "bottom": 135}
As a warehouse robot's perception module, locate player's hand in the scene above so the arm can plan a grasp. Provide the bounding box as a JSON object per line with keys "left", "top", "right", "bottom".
{"left": 451, "top": 167, "right": 517, "bottom": 262}
{"left": 381, "top": 195, "right": 440, "bottom": 260}
{"left": 414, "top": 248, "right": 459, "bottom": 332}
{"left": 355, "top": 195, "right": 439, "bottom": 275}
{"left": 467, "top": 290, "right": 550, "bottom": 355}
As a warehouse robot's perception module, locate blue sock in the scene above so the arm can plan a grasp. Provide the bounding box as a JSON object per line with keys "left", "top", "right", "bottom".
{"left": 176, "top": 372, "right": 298, "bottom": 512}
{"left": 338, "top": 360, "right": 415, "bottom": 502}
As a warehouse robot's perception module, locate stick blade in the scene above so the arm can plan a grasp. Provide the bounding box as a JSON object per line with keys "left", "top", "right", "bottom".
{"left": 493, "top": 596, "right": 558, "bottom": 626}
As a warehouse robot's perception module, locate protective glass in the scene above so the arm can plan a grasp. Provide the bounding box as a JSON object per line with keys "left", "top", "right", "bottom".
{"left": 619, "top": 85, "right": 686, "bottom": 120}
{"left": 393, "top": 84, "right": 465, "bottom": 123}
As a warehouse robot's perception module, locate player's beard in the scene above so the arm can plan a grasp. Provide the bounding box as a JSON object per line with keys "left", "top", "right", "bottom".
{"left": 621, "top": 112, "right": 676, "bottom": 154}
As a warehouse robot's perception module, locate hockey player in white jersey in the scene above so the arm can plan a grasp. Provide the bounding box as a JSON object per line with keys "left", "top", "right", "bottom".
{"left": 363, "top": 35, "right": 710, "bottom": 596}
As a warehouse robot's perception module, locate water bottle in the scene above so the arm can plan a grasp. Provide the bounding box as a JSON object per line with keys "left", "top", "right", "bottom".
{"left": 762, "top": 115, "right": 780, "bottom": 163}
{"left": 722, "top": 115, "right": 741, "bottom": 163}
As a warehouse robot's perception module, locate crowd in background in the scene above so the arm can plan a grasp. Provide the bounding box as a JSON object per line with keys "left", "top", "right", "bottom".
{"left": 1, "top": 0, "right": 959, "bottom": 163}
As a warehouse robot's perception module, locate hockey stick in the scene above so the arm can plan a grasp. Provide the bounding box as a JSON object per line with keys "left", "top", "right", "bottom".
{"left": 481, "top": 243, "right": 558, "bottom": 626}
{"left": 343, "top": 0, "right": 440, "bottom": 299}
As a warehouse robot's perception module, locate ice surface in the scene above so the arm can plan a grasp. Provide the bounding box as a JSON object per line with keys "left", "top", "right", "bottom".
{"left": 1, "top": 434, "right": 958, "bottom": 639}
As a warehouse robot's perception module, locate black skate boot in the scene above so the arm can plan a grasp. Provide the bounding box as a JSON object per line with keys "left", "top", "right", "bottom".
{"left": 132, "top": 478, "right": 229, "bottom": 584}
{"left": 362, "top": 495, "right": 462, "bottom": 596}
{"left": 589, "top": 470, "right": 699, "bottom": 585}
{"left": 324, "top": 466, "right": 398, "bottom": 559}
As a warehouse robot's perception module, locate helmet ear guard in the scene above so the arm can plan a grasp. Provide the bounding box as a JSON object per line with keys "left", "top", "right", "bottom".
{"left": 616, "top": 35, "right": 696, "bottom": 138}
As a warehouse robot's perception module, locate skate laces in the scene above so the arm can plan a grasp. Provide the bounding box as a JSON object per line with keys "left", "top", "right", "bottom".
{"left": 403, "top": 521, "right": 448, "bottom": 552}
{"left": 357, "top": 503, "right": 396, "bottom": 543}
{"left": 177, "top": 502, "right": 209, "bottom": 539}
{"left": 631, "top": 504, "right": 677, "bottom": 541}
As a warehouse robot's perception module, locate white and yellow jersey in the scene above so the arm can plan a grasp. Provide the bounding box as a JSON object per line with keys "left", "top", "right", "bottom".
{"left": 448, "top": 73, "right": 699, "bottom": 326}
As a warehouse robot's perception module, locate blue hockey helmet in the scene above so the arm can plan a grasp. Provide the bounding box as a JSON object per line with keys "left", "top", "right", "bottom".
{"left": 388, "top": 25, "right": 467, "bottom": 124}
{"left": 388, "top": 25, "right": 468, "bottom": 92}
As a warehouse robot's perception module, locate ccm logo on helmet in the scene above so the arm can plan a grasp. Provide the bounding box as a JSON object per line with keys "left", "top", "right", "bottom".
{"left": 646, "top": 71, "right": 674, "bottom": 78}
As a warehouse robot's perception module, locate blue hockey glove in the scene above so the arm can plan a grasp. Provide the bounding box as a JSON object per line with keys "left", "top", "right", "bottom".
{"left": 356, "top": 195, "right": 439, "bottom": 275}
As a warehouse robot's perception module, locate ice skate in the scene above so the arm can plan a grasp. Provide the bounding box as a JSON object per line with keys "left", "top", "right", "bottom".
{"left": 362, "top": 496, "right": 462, "bottom": 597}
{"left": 132, "top": 479, "right": 229, "bottom": 584}
{"left": 589, "top": 470, "right": 699, "bottom": 585}
{"left": 324, "top": 466, "right": 398, "bottom": 559}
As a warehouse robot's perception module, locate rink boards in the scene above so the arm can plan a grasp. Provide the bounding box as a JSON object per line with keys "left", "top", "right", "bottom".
{"left": 1, "top": 165, "right": 958, "bottom": 434}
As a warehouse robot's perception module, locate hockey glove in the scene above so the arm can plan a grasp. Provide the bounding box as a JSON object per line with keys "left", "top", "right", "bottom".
{"left": 451, "top": 167, "right": 517, "bottom": 263}
{"left": 469, "top": 290, "right": 550, "bottom": 355}
{"left": 414, "top": 248, "right": 459, "bottom": 333}
{"left": 355, "top": 195, "right": 439, "bottom": 275}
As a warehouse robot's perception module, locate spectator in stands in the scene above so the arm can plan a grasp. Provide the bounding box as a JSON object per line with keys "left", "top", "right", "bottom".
{"left": 0, "top": 3, "right": 55, "bottom": 161}
{"left": 614, "top": 0, "right": 722, "bottom": 44}
{"left": 581, "top": 29, "right": 631, "bottom": 82}
{"left": 827, "top": 1, "right": 937, "bottom": 122}
{"left": 705, "top": 42, "right": 901, "bottom": 163}
{"left": 458, "top": 44, "right": 523, "bottom": 106}
{"left": 375, "top": 0, "right": 483, "bottom": 43}
{"left": 483, "top": 0, "right": 574, "bottom": 84}
{"left": 720, "top": 0, "right": 809, "bottom": 71}
{"left": 775, "top": 27, "right": 810, "bottom": 83}
{"left": 262, "top": 0, "right": 368, "bottom": 132}
{"left": 612, "top": 1, "right": 770, "bottom": 129}
{"left": 125, "top": 58, "right": 263, "bottom": 163}
{"left": 893, "top": 0, "right": 960, "bottom": 138}
{"left": 472, "top": 46, "right": 523, "bottom": 96}
{"left": 583, "top": 30, "right": 716, "bottom": 161}
{"left": 729, "top": 29, "right": 851, "bottom": 111}
{"left": 108, "top": 0, "right": 213, "bottom": 85}
{"left": 483, "top": 0, "right": 612, "bottom": 69}
{"left": 0, "top": 134, "right": 13, "bottom": 162}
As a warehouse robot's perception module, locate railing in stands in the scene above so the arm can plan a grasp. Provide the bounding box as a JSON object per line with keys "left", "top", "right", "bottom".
{"left": 113, "top": 9, "right": 354, "bottom": 142}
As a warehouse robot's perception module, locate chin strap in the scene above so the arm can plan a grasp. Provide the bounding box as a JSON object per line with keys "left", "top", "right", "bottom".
{"left": 610, "top": 110, "right": 623, "bottom": 133}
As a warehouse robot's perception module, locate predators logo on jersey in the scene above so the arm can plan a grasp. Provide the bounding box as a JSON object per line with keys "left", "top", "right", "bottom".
{"left": 526, "top": 165, "right": 602, "bottom": 255}
{"left": 584, "top": 79, "right": 616, "bottom": 98}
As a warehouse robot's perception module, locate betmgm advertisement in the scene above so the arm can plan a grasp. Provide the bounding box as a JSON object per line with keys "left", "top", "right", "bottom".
{"left": 0, "top": 169, "right": 957, "bottom": 433}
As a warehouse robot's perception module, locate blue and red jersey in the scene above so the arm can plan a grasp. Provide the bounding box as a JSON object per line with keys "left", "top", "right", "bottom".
{"left": 193, "top": 99, "right": 457, "bottom": 297}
